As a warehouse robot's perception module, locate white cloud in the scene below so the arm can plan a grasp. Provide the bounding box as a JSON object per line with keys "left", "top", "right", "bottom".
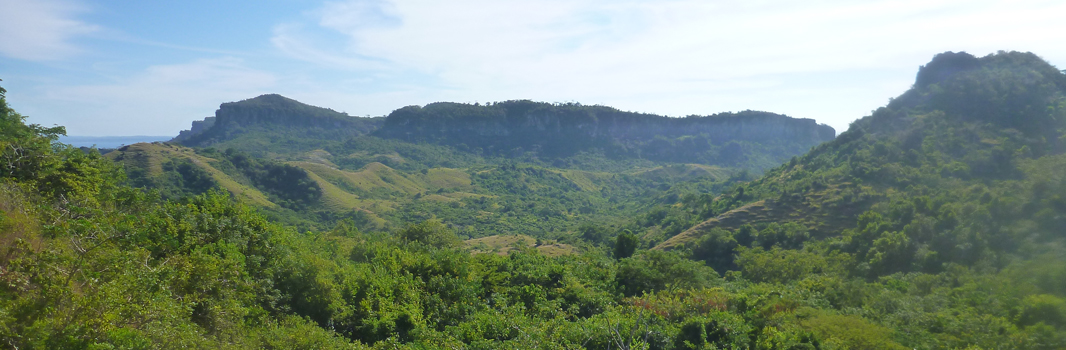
{"left": 0, "top": 0, "right": 98, "bottom": 61}
{"left": 273, "top": 0, "right": 1066, "bottom": 132}
{"left": 28, "top": 57, "right": 277, "bottom": 135}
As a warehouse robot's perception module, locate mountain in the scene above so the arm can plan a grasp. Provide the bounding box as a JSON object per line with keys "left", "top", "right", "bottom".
{"left": 149, "top": 96, "right": 836, "bottom": 235}
{"left": 375, "top": 101, "right": 835, "bottom": 169}
{"left": 570, "top": 50, "right": 1066, "bottom": 348}
{"left": 656, "top": 49, "right": 1066, "bottom": 275}
{"left": 173, "top": 94, "right": 385, "bottom": 147}
{"left": 174, "top": 96, "right": 834, "bottom": 171}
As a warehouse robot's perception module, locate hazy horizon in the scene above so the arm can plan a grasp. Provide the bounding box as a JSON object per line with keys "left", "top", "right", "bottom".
{"left": 58, "top": 135, "right": 172, "bottom": 148}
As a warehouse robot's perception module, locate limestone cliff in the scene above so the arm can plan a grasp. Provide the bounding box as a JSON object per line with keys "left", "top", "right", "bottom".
{"left": 375, "top": 101, "right": 835, "bottom": 169}
{"left": 172, "top": 94, "right": 384, "bottom": 147}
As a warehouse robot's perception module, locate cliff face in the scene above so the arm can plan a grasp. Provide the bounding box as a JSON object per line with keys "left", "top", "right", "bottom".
{"left": 210, "top": 94, "right": 371, "bottom": 130}
{"left": 376, "top": 101, "right": 835, "bottom": 168}
{"left": 170, "top": 95, "right": 834, "bottom": 169}
{"left": 172, "top": 94, "right": 384, "bottom": 147}
{"left": 170, "top": 116, "right": 215, "bottom": 143}
{"left": 385, "top": 105, "right": 832, "bottom": 142}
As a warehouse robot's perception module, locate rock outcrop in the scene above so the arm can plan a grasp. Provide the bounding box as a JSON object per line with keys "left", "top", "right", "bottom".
{"left": 172, "top": 94, "right": 384, "bottom": 147}
{"left": 375, "top": 101, "right": 835, "bottom": 168}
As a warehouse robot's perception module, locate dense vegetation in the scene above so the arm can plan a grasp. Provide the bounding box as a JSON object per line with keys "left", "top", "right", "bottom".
{"left": 3, "top": 50, "right": 1066, "bottom": 349}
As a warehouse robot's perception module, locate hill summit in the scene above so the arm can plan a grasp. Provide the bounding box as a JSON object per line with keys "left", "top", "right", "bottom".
{"left": 172, "top": 94, "right": 384, "bottom": 146}
{"left": 657, "top": 50, "right": 1066, "bottom": 279}
{"left": 374, "top": 101, "right": 834, "bottom": 168}
{"left": 174, "top": 96, "right": 834, "bottom": 170}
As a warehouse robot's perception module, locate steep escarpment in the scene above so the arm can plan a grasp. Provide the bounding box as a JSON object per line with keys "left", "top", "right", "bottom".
{"left": 171, "top": 95, "right": 834, "bottom": 171}
{"left": 170, "top": 116, "right": 214, "bottom": 143}
{"left": 173, "top": 94, "right": 384, "bottom": 147}
{"left": 375, "top": 101, "right": 835, "bottom": 169}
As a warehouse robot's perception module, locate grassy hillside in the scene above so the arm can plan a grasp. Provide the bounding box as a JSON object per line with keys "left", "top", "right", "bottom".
{"left": 108, "top": 142, "right": 276, "bottom": 207}
{"left": 109, "top": 142, "right": 741, "bottom": 238}
{"left": 464, "top": 234, "right": 578, "bottom": 257}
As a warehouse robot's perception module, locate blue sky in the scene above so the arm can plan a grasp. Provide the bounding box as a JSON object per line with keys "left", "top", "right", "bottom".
{"left": 2, "top": 0, "right": 1065, "bottom": 136}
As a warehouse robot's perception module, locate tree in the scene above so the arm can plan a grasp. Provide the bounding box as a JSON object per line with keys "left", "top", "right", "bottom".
{"left": 614, "top": 231, "right": 639, "bottom": 259}
{"left": 397, "top": 219, "right": 460, "bottom": 248}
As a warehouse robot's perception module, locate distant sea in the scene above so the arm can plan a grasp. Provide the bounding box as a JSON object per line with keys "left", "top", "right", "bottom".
{"left": 59, "top": 136, "right": 173, "bottom": 149}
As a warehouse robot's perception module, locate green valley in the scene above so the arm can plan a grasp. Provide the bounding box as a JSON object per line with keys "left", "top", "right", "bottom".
{"left": 3, "top": 50, "right": 1066, "bottom": 349}
{"left": 108, "top": 92, "right": 830, "bottom": 240}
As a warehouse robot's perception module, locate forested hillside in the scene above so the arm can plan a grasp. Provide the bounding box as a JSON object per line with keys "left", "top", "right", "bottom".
{"left": 3, "top": 51, "right": 1065, "bottom": 349}
{"left": 135, "top": 93, "right": 831, "bottom": 238}
{"left": 646, "top": 51, "right": 1066, "bottom": 347}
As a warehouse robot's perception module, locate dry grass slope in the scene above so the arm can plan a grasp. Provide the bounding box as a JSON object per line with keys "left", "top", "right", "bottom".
{"left": 414, "top": 168, "right": 472, "bottom": 190}
{"left": 558, "top": 170, "right": 615, "bottom": 192}
{"left": 654, "top": 185, "right": 863, "bottom": 251}
{"left": 293, "top": 161, "right": 425, "bottom": 196}
{"left": 464, "top": 234, "right": 578, "bottom": 257}
{"left": 629, "top": 164, "right": 730, "bottom": 182}
{"left": 107, "top": 143, "right": 276, "bottom": 207}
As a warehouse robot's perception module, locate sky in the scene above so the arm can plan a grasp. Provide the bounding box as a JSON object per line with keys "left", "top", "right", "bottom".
{"left": 2, "top": 0, "right": 1066, "bottom": 137}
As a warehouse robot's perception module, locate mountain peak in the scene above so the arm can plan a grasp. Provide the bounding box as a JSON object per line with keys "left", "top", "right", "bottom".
{"left": 873, "top": 51, "right": 1066, "bottom": 141}
{"left": 223, "top": 94, "right": 307, "bottom": 109}
{"left": 914, "top": 51, "right": 981, "bottom": 88}
{"left": 172, "top": 94, "right": 383, "bottom": 147}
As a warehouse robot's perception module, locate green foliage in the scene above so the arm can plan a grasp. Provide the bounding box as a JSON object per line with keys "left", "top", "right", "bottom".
{"left": 219, "top": 149, "right": 322, "bottom": 208}
{"left": 396, "top": 219, "right": 461, "bottom": 249}
{"left": 1017, "top": 294, "right": 1066, "bottom": 328}
{"left": 735, "top": 247, "right": 837, "bottom": 284}
{"left": 613, "top": 231, "right": 640, "bottom": 259}
{"left": 125, "top": 157, "right": 220, "bottom": 200}
{"left": 0, "top": 86, "right": 65, "bottom": 182}
{"left": 616, "top": 250, "right": 719, "bottom": 297}
{"left": 162, "top": 158, "right": 217, "bottom": 194}
{"left": 9, "top": 51, "right": 1066, "bottom": 348}
{"left": 1, "top": 86, "right": 123, "bottom": 206}
{"left": 798, "top": 311, "right": 906, "bottom": 350}
{"left": 690, "top": 228, "right": 738, "bottom": 274}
